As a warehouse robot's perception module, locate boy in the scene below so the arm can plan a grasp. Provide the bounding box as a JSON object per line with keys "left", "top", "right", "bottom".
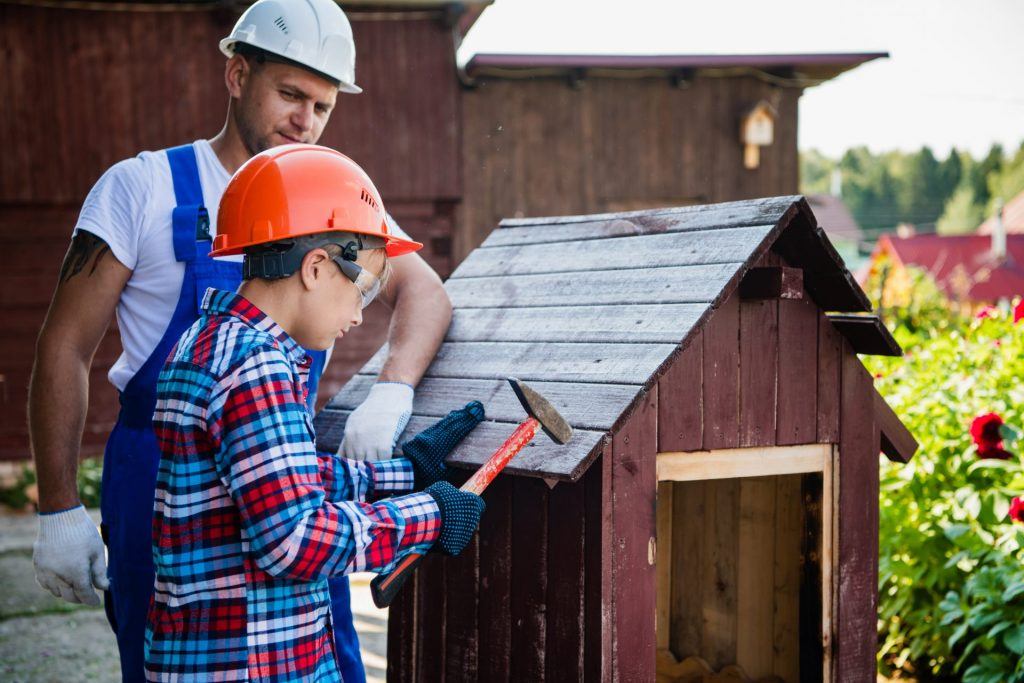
{"left": 145, "top": 144, "right": 484, "bottom": 681}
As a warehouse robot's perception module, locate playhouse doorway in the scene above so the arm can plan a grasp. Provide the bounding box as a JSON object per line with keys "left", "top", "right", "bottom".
{"left": 655, "top": 444, "right": 836, "bottom": 683}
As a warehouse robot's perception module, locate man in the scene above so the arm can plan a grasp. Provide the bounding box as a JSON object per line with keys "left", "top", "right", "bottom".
{"left": 27, "top": 1, "right": 451, "bottom": 681}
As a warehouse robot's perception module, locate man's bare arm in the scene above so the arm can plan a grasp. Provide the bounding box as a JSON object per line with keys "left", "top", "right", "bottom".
{"left": 375, "top": 251, "right": 452, "bottom": 386}
{"left": 29, "top": 231, "right": 130, "bottom": 512}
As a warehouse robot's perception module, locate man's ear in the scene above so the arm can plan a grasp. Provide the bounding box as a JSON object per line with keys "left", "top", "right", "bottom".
{"left": 299, "top": 249, "right": 331, "bottom": 290}
{"left": 224, "top": 55, "right": 250, "bottom": 99}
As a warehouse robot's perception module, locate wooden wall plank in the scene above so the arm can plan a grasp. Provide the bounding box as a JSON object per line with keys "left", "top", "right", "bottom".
{"left": 656, "top": 481, "right": 674, "bottom": 652}
{"left": 739, "top": 298, "right": 778, "bottom": 447}
{"left": 510, "top": 477, "right": 549, "bottom": 681}
{"left": 703, "top": 296, "right": 740, "bottom": 450}
{"left": 772, "top": 474, "right": 803, "bottom": 683}
{"left": 670, "top": 480, "right": 705, "bottom": 662}
{"left": 610, "top": 386, "right": 658, "bottom": 680}
{"left": 452, "top": 225, "right": 773, "bottom": 278}
{"left": 544, "top": 480, "right": 586, "bottom": 681}
{"left": 799, "top": 473, "right": 825, "bottom": 683}
{"left": 777, "top": 297, "right": 819, "bottom": 445}
{"left": 583, "top": 444, "right": 614, "bottom": 681}
{"left": 816, "top": 315, "right": 843, "bottom": 443}
{"left": 658, "top": 331, "right": 703, "bottom": 452}
{"left": 444, "top": 471, "right": 479, "bottom": 681}
{"left": 445, "top": 263, "right": 740, "bottom": 309}
{"left": 701, "top": 478, "right": 740, "bottom": 670}
{"left": 835, "top": 346, "right": 880, "bottom": 681}
{"left": 414, "top": 554, "right": 446, "bottom": 682}
{"left": 386, "top": 553, "right": 418, "bottom": 682}
{"left": 736, "top": 477, "right": 778, "bottom": 679}
{"left": 476, "top": 475, "right": 513, "bottom": 683}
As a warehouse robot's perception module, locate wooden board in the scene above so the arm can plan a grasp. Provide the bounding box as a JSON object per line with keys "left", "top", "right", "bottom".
{"left": 815, "top": 315, "right": 842, "bottom": 444}
{"left": 736, "top": 477, "right": 777, "bottom": 679}
{"left": 610, "top": 386, "right": 659, "bottom": 680}
{"left": 584, "top": 443, "right": 614, "bottom": 681}
{"left": 314, "top": 411, "right": 607, "bottom": 481}
{"left": 545, "top": 479, "right": 587, "bottom": 681}
{"left": 658, "top": 331, "right": 704, "bottom": 452}
{"left": 835, "top": 346, "right": 879, "bottom": 681}
{"left": 445, "top": 263, "right": 741, "bottom": 308}
{"left": 443, "top": 303, "right": 707, "bottom": 344}
{"left": 510, "top": 476, "right": 549, "bottom": 680}
{"left": 452, "top": 225, "right": 774, "bottom": 278}
{"left": 444, "top": 472, "right": 479, "bottom": 681}
{"left": 656, "top": 445, "right": 829, "bottom": 481}
{"left": 773, "top": 474, "right": 803, "bottom": 682}
{"left": 739, "top": 298, "right": 778, "bottom": 447}
{"left": 798, "top": 473, "right": 825, "bottom": 683}
{"left": 776, "top": 297, "right": 819, "bottom": 446}
{"left": 701, "top": 477, "right": 740, "bottom": 670}
{"left": 476, "top": 475, "right": 513, "bottom": 683}
{"left": 702, "top": 296, "right": 740, "bottom": 450}
{"left": 327, "top": 375, "right": 642, "bottom": 431}
{"left": 359, "top": 340, "right": 679, "bottom": 385}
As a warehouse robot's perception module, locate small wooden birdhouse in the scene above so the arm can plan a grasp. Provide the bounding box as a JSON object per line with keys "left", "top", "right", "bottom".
{"left": 741, "top": 101, "right": 777, "bottom": 170}
{"left": 316, "top": 196, "right": 918, "bottom": 682}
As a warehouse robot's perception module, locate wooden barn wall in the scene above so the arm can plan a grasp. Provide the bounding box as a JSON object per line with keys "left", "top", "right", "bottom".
{"left": 457, "top": 75, "right": 800, "bottom": 261}
{"left": 0, "top": 4, "right": 460, "bottom": 460}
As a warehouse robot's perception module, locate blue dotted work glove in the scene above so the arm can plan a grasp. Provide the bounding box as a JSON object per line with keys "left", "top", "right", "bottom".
{"left": 403, "top": 401, "right": 485, "bottom": 489}
{"left": 425, "top": 481, "right": 485, "bottom": 556}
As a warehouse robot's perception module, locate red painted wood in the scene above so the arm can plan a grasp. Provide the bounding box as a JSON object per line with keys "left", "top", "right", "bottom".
{"left": 414, "top": 554, "right": 446, "bottom": 682}
{"left": 386, "top": 564, "right": 418, "bottom": 682}
{"left": 816, "top": 314, "right": 842, "bottom": 443}
{"left": 476, "top": 474, "right": 513, "bottom": 683}
{"left": 544, "top": 479, "right": 586, "bottom": 681}
{"left": 835, "top": 343, "right": 879, "bottom": 681}
{"left": 776, "top": 296, "right": 819, "bottom": 445}
{"left": 658, "top": 331, "right": 703, "bottom": 452}
{"left": 444, "top": 471, "right": 479, "bottom": 680}
{"left": 510, "top": 476, "right": 549, "bottom": 681}
{"left": 739, "top": 298, "right": 778, "bottom": 447}
{"left": 583, "top": 442, "right": 613, "bottom": 682}
{"left": 611, "top": 386, "right": 658, "bottom": 680}
{"left": 702, "top": 296, "right": 740, "bottom": 449}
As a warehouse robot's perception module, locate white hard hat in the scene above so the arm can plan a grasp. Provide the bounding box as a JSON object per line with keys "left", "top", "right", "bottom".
{"left": 219, "top": 0, "right": 362, "bottom": 94}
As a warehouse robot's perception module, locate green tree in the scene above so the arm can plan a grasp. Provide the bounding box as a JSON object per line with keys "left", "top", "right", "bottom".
{"left": 937, "top": 184, "right": 986, "bottom": 235}
{"left": 987, "top": 142, "right": 1024, "bottom": 214}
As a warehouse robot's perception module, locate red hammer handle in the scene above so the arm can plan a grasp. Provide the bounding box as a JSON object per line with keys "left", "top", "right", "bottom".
{"left": 462, "top": 416, "right": 538, "bottom": 495}
{"left": 370, "top": 416, "right": 541, "bottom": 608}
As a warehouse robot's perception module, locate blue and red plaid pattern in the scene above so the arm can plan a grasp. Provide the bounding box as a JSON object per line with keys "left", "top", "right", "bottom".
{"left": 145, "top": 288, "right": 440, "bottom": 681}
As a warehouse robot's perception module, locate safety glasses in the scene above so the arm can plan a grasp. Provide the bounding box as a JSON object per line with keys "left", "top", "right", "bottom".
{"left": 332, "top": 255, "right": 381, "bottom": 309}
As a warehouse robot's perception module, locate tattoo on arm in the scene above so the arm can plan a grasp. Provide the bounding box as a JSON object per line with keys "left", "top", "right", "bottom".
{"left": 59, "top": 231, "right": 111, "bottom": 283}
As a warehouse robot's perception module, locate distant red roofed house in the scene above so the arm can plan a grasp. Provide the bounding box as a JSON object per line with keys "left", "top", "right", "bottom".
{"left": 868, "top": 233, "right": 1024, "bottom": 305}
{"left": 978, "top": 189, "right": 1024, "bottom": 235}
{"left": 808, "top": 194, "right": 863, "bottom": 242}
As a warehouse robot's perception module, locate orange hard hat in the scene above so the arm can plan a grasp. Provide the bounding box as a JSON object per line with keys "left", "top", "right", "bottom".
{"left": 211, "top": 144, "right": 422, "bottom": 258}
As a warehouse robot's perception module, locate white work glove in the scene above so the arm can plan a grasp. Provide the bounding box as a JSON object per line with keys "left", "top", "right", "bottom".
{"left": 340, "top": 382, "right": 414, "bottom": 461}
{"left": 33, "top": 504, "right": 109, "bottom": 607}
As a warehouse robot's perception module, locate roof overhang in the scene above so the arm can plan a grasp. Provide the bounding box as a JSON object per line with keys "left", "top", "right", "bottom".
{"left": 464, "top": 52, "right": 887, "bottom": 86}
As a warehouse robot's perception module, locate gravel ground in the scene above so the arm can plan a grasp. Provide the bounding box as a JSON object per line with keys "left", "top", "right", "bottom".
{"left": 0, "top": 510, "right": 388, "bottom": 683}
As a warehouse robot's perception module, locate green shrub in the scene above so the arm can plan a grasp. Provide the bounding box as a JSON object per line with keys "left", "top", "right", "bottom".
{"left": 867, "top": 268, "right": 1024, "bottom": 679}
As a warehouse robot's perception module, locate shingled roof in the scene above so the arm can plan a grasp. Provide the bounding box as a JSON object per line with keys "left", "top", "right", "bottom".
{"left": 315, "top": 196, "right": 890, "bottom": 482}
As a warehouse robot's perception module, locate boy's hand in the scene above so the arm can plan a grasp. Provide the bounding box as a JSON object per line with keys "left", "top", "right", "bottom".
{"left": 424, "top": 481, "right": 485, "bottom": 556}
{"left": 340, "top": 382, "right": 414, "bottom": 461}
{"left": 403, "top": 401, "right": 485, "bottom": 488}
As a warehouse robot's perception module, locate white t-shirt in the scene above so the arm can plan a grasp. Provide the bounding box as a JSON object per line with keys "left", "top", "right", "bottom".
{"left": 75, "top": 140, "right": 410, "bottom": 392}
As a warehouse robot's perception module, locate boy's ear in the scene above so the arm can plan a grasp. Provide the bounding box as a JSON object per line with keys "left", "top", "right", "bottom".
{"left": 299, "top": 249, "right": 331, "bottom": 291}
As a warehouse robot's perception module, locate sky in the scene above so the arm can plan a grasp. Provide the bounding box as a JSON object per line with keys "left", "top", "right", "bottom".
{"left": 458, "top": 0, "right": 1024, "bottom": 160}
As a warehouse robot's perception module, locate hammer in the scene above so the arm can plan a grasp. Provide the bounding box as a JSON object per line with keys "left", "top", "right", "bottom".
{"left": 370, "top": 377, "right": 573, "bottom": 608}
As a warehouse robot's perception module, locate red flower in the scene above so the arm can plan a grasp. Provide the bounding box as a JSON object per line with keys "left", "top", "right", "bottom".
{"left": 971, "top": 413, "right": 1004, "bottom": 448}
{"left": 976, "top": 305, "right": 997, "bottom": 320}
{"left": 1010, "top": 497, "right": 1024, "bottom": 524}
{"left": 1015, "top": 299, "right": 1024, "bottom": 324}
{"left": 978, "top": 445, "right": 1014, "bottom": 460}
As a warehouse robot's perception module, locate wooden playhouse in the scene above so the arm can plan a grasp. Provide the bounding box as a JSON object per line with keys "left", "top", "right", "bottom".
{"left": 315, "top": 196, "right": 918, "bottom": 682}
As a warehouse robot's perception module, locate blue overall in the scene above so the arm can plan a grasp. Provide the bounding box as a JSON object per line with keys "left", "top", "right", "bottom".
{"left": 100, "top": 144, "right": 364, "bottom": 683}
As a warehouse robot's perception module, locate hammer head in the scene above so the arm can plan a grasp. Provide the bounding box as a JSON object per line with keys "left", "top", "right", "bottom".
{"left": 507, "top": 377, "right": 574, "bottom": 445}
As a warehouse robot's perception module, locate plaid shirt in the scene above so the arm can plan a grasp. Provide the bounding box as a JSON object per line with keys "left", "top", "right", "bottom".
{"left": 146, "top": 289, "right": 440, "bottom": 682}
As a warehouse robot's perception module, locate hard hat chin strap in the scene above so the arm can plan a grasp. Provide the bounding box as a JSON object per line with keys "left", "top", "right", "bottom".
{"left": 242, "top": 231, "right": 386, "bottom": 281}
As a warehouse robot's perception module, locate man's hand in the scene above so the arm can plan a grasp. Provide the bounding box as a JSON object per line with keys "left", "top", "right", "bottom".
{"left": 33, "top": 505, "right": 109, "bottom": 606}
{"left": 340, "top": 382, "right": 414, "bottom": 461}
{"left": 403, "top": 401, "right": 485, "bottom": 488}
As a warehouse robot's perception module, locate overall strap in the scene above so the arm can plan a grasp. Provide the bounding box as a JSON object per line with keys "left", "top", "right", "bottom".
{"left": 166, "top": 144, "right": 212, "bottom": 263}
